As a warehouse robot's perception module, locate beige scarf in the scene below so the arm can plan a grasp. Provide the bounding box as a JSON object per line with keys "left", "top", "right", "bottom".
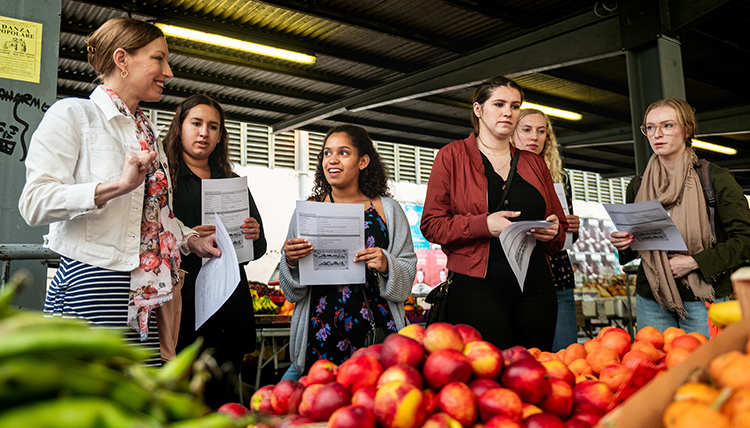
{"left": 635, "top": 148, "right": 713, "bottom": 317}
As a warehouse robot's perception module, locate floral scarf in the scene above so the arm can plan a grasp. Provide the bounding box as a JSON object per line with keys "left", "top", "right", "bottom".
{"left": 101, "top": 86, "right": 182, "bottom": 341}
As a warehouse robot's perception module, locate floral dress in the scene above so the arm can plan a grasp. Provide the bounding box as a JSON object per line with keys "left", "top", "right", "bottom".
{"left": 304, "top": 203, "right": 397, "bottom": 372}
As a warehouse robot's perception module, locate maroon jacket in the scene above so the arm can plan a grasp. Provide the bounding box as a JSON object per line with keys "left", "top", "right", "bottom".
{"left": 420, "top": 134, "right": 568, "bottom": 279}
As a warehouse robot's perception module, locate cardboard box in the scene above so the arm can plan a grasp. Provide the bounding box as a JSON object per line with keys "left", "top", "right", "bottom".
{"left": 598, "top": 314, "right": 750, "bottom": 428}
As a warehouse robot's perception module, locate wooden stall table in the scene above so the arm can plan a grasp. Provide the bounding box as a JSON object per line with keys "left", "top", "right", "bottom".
{"left": 253, "top": 314, "right": 291, "bottom": 391}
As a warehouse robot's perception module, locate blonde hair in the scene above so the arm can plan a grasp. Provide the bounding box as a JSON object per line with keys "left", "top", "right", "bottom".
{"left": 643, "top": 98, "right": 696, "bottom": 146}
{"left": 86, "top": 17, "right": 164, "bottom": 82}
{"left": 513, "top": 109, "right": 566, "bottom": 184}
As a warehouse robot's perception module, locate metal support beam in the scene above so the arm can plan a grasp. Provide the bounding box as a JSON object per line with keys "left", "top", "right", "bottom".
{"left": 272, "top": 14, "right": 623, "bottom": 134}
{"left": 625, "top": 36, "right": 686, "bottom": 173}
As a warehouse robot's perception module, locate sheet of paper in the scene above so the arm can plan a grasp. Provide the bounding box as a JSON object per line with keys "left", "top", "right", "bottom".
{"left": 195, "top": 214, "right": 240, "bottom": 330}
{"left": 602, "top": 200, "right": 688, "bottom": 251}
{"left": 296, "top": 200, "right": 365, "bottom": 286}
{"left": 500, "top": 220, "right": 556, "bottom": 291}
{"left": 554, "top": 183, "right": 574, "bottom": 251}
{"left": 201, "top": 176, "right": 253, "bottom": 263}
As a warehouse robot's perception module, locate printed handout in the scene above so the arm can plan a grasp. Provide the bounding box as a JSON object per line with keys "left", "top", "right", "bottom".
{"left": 296, "top": 200, "right": 365, "bottom": 286}
{"left": 201, "top": 176, "right": 253, "bottom": 263}
{"left": 500, "top": 220, "right": 557, "bottom": 291}
{"left": 554, "top": 183, "right": 574, "bottom": 251}
{"left": 195, "top": 214, "right": 240, "bottom": 330}
{"left": 602, "top": 200, "right": 687, "bottom": 251}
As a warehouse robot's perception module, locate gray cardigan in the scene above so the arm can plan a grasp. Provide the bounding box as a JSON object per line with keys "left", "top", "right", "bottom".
{"left": 279, "top": 196, "right": 417, "bottom": 374}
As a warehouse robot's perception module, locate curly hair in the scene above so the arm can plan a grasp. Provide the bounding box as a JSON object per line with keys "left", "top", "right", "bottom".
{"left": 513, "top": 109, "right": 566, "bottom": 184}
{"left": 162, "top": 94, "right": 236, "bottom": 188}
{"left": 309, "top": 125, "right": 392, "bottom": 201}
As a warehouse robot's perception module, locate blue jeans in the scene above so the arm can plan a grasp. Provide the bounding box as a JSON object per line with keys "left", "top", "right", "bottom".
{"left": 280, "top": 364, "right": 301, "bottom": 381}
{"left": 636, "top": 294, "right": 729, "bottom": 337}
{"left": 552, "top": 288, "right": 578, "bottom": 352}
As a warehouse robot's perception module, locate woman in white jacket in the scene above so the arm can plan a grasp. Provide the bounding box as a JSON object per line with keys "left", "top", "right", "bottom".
{"left": 18, "top": 17, "right": 218, "bottom": 365}
{"left": 279, "top": 125, "right": 417, "bottom": 377}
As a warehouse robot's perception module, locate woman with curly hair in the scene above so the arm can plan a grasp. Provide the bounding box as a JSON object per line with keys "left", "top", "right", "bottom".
{"left": 279, "top": 124, "right": 417, "bottom": 377}
{"left": 513, "top": 108, "right": 581, "bottom": 351}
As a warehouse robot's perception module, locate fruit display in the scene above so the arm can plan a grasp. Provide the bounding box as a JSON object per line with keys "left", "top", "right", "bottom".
{"left": 247, "top": 322, "right": 707, "bottom": 428}
{"left": 252, "top": 289, "right": 281, "bottom": 315}
{"left": 0, "top": 271, "right": 261, "bottom": 428}
{"left": 249, "top": 281, "right": 284, "bottom": 299}
{"left": 403, "top": 296, "right": 428, "bottom": 324}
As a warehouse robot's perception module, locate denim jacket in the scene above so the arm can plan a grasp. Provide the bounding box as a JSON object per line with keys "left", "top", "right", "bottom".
{"left": 18, "top": 86, "right": 196, "bottom": 271}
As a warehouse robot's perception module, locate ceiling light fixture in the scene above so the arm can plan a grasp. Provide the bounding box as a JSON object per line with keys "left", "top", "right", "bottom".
{"left": 692, "top": 139, "right": 737, "bottom": 155}
{"left": 522, "top": 102, "right": 583, "bottom": 121}
{"left": 155, "top": 23, "right": 316, "bottom": 65}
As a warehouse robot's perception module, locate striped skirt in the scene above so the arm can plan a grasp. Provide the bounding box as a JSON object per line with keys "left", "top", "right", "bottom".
{"left": 44, "top": 256, "right": 161, "bottom": 366}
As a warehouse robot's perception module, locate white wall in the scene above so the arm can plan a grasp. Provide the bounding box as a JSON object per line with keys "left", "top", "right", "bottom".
{"left": 235, "top": 165, "right": 429, "bottom": 283}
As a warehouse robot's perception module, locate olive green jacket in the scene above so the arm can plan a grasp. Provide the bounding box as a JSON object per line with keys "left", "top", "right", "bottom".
{"left": 618, "top": 163, "right": 750, "bottom": 301}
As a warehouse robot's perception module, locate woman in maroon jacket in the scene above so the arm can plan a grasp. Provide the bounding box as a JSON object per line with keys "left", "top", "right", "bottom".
{"left": 420, "top": 76, "right": 568, "bottom": 351}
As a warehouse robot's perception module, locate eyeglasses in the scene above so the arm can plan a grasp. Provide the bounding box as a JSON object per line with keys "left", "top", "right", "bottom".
{"left": 640, "top": 121, "right": 681, "bottom": 136}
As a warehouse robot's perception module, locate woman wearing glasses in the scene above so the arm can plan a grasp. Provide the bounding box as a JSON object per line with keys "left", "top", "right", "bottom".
{"left": 611, "top": 98, "right": 750, "bottom": 336}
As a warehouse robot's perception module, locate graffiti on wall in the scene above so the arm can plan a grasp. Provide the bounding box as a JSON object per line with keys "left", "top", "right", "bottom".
{"left": 0, "top": 87, "right": 50, "bottom": 162}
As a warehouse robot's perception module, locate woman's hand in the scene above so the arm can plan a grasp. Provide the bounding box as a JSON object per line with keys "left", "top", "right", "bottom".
{"left": 668, "top": 254, "right": 699, "bottom": 278}
{"left": 187, "top": 234, "right": 221, "bottom": 258}
{"left": 529, "top": 214, "right": 560, "bottom": 242}
{"left": 566, "top": 214, "right": 580, "bottom": 234}
{"left": 118, "top": 150, "right": 157, "bottom": 194}
{"left": 192, "top": 225, "right": 215, "bottom": 238}
{"left": 355, "top": 247, "right": 388, "bottom": 274}
{"left": 487, "top": 211, "right": 521, "bottom": 237}
{"left": 242, "top": 217, "right": 261, "bottom": 241}
{"left": 610, "top": 231, "right": 634, "bottom": 252}
{"left": 94, "top": 150, "right": 157, "bottom": 206}
{"left": 284, "top": 238, "right": 312, "bottom": 267}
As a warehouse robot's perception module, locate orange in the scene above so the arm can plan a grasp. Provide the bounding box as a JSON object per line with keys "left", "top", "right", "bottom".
{"left": 722, "top": 388, "right": 750, "bottom": 420}
{"left": 563, "top": 343, "right": 587, "bottom": 366}
{"left": 636, "top": 325, "right": 665, "bottom": 350}
{"left": 665, "top": 347, "right": 692, "bottom": 369}
{"left": 673, "top": 382, "right": 721, "bottom": 405}
{"left": 404, "top": 304, "right": 415, "bottom": 311}
{"left": 671, "top": 403, "right": 729, "bottom": 428}
{"left": 663, "top": 400, "right": 696, "bottom": 428}
{"left": 709, "top": 351, "right": 744, "bottom": 384}
{"left": 716, "top": 355, "right": 750, "bottom": 389}
{"left": 586, "top": 347, "right": 621, "bottom": 374}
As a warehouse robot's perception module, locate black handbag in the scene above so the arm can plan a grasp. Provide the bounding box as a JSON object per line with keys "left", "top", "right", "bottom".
{"left": 360, "top": 286, "right": 391, "bottom": 346}
{"left": 424, "top": 272, "right": 454, "bottom": 326}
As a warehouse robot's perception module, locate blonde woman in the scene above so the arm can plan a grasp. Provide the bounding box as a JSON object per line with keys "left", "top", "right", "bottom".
{"left": 513, "top": 109, "right": 580, "bottom": 351}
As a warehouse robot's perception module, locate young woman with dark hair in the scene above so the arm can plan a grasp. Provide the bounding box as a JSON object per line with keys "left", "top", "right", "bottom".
{"left": 162, "top": 94, "right": 267, "bottom": 407}
{"left": 279, "top": 124, "right": 416, "bottom": 377}
{"left": 420, "top": 76, "right": 568, "bottom": 351}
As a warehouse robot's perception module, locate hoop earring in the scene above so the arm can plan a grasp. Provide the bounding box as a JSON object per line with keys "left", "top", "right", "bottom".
{"left": 121, "top": 70, "right": 128, "bottom": 78}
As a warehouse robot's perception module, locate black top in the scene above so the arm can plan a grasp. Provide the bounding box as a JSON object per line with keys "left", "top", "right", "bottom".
{"left": 172, "top": 158, "right": 267, "bottom": 359}
{"left": 482, "top": 153, "right": 547, "bottom": 262}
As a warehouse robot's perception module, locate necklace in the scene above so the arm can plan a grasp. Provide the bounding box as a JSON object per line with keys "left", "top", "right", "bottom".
{"left": 477, "top": 135, "right": 510, "bottom": 157}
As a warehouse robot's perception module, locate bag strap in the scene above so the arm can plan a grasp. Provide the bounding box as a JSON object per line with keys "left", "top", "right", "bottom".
{"left": 494, "top": 148, "right": 522, "bottom": 212}
{"left": 360, "top": 286, "right": 377, "bottom": 330}
{"left": 694, "top": 159, "right": 719, "bottom": 245}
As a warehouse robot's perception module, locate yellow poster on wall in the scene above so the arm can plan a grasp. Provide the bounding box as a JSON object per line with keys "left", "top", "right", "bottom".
{"left": 0, "top": 16, "right": 43, "bottom": 83}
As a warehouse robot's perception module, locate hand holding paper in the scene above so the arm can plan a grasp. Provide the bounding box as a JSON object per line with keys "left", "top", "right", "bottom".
{"left": 603, "top": 200, "right": 687, "bottom": 251}
{"left": 500, "top": 220, "right": 558, "bottom": 291}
